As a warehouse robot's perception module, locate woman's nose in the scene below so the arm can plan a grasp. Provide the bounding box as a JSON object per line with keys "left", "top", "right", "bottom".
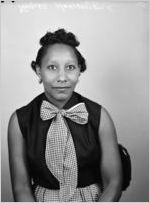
{"left": 57, "top": 69, "right": 67, "bottom": 82}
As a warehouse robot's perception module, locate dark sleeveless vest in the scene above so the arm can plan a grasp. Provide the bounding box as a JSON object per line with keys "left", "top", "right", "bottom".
{"left": 16, "top": 92, "right": 102, "bottom": 190}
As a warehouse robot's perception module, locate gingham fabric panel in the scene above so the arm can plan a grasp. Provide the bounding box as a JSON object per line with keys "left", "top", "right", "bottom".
{"left": 40, "top": 101, "right": 89, "bottom": 201}
{"left": 34, "top": 183, "right": 102, "bottom": 202}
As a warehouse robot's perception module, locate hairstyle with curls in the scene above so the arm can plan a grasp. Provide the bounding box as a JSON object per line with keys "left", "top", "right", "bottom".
{"left": 31, "top": 29, "right": 86, "bottom": 73}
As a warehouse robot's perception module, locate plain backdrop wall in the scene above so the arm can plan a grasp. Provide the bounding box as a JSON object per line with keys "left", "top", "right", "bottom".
{"left": 1, "top": 0, "right": 149, "bottom": 202}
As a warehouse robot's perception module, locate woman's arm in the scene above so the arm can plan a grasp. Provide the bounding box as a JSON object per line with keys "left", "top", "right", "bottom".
{"left": 8, "top": 112, "right": 35, "bottom": 202}
{"left": 98, "top": 107, "right": 122, "bottom": 202}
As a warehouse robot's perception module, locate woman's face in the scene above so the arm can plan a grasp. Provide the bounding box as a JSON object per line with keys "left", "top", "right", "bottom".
{"left": 36, "top": 43, "right": 80, "bottom": 104}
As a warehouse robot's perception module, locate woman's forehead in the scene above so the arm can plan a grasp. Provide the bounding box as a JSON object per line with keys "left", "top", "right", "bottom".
{"left": 44, "top": 44, "right": 77, "bottom": 61}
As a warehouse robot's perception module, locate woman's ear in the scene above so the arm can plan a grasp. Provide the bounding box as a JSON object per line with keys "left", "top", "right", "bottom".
{"left": 35, "top": 65, "right": 41, "bottom": 77}
{"left": 78, "top": 65, "right": 81, "bottom": 76}
{"left": 35, "top": 65, "right": 42, "bottom": 83}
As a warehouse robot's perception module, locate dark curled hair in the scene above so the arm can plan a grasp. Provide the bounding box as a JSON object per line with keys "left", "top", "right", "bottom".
{"left": 31, "top": 29, "right": 86, "bottom": 73}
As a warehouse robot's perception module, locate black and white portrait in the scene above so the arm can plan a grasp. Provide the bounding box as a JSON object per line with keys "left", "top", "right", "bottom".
{"left": 1, "top": 0, "right": 149, "bottom": 202}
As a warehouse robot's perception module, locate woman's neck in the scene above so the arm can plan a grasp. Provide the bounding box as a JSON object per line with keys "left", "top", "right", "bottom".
{"left": 44, "top": 91, "right": 72, "bottom": 109}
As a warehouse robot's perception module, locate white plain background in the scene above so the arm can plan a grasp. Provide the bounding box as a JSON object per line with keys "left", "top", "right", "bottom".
{"left": 1, "top": 0, "right": 149, "bottom": 202}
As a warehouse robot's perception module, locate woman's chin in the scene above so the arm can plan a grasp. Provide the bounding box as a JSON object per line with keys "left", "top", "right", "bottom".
{"left": 45, "top": 88, "right": 74, "bottom": 103}
{"left": 54, "top": 92, "right": 71, "bottom": 101}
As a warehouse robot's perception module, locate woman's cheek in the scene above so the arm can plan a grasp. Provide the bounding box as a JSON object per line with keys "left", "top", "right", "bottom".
{"left": 44, "top": 74, "right": 56, "bottom": 84}
{"left": 69, "top": 72, "right": 80, "bottom": 82}
{"left": 70, "top": 78, "right": 78, "bottom": 86}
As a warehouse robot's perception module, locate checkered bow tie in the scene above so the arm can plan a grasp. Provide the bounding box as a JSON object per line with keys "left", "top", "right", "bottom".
{"left": 40, "top": 100, "right": 88, "bottom": 201}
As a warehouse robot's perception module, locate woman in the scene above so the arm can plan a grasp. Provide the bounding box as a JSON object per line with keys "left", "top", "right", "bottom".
{"left": 8, "top": 29, "right": 122, "bottom": 202}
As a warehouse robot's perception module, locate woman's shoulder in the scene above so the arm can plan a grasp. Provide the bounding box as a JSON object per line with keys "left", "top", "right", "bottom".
{"left": 13, "top": 93, "right": 45, "bottom": 135}
{"left": 15, "top": 92, "right": 45, "bottom": 126}
{"left": 75, "top": 92, "right": 102, "bottom": 128}
{"left": 76, "top": 92, "right": 101, "bottom": 111}
{"left": 16, "top": 92, "right": 44, "bottom": 113}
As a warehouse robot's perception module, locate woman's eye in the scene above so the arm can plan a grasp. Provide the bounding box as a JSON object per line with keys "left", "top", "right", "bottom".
{"left": 66, "top": 65, "right": 76, "bottom": 70}
{"left": 47, "top": 65, "right": 57, "bottom": 70}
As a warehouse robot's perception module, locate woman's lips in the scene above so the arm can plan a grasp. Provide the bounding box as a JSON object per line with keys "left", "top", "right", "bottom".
{"left": 53, "top": 86, "right": 70, "bottom": 89}
{"left": 52, "top": 87, "right": 71, "bottom": 90}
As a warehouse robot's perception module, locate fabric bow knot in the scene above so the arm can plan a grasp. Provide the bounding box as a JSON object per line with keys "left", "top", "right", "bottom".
{"left": 40, "top": 100, "right": 88, "bottom": 201}
{"left": 41, "top": 101, "right": 88, "bottom": 124}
